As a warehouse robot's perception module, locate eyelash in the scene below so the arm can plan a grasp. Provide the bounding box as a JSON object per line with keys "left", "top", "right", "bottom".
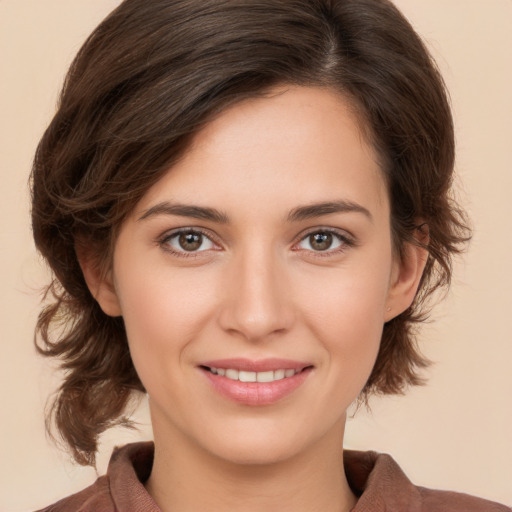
{"left": 158, "top": 228, "right": 221, "bottom": 258}
{"left": 158, "top": 227, "right": 356, "bottom": 258}
{"left": 292, "top": 228, "right": 356, "bottom": 257}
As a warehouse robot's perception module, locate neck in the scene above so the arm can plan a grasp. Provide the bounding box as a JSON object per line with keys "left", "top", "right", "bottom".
{"left": 145, "top": 417, "right": 357, "bottom": 512}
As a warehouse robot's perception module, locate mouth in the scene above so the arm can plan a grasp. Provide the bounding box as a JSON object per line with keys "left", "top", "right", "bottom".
{"left": 198, "top": 359, "right": 313, "bottom": 406}
{"left": 201, "top": 366, "right": 307, "bottom": 383}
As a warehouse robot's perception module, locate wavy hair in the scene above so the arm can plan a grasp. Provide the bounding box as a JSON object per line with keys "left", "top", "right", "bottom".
{"left": 32, "top": 0, "right": 470, "bottom": 465}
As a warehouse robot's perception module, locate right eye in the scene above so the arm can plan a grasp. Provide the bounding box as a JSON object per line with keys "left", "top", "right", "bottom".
{"left": 161, "top": 229, "right": 217, "bottom": 255}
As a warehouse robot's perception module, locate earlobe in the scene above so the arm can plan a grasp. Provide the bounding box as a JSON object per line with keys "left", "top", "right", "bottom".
{"left": 384, "top": 240, "right": 428, "bottom": 322}
{"left": 76, "top": 244, "right": 122, "bottom": 317}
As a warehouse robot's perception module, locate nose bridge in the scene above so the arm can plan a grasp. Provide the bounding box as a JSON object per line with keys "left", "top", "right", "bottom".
{"left": 219, "top": 240, "right": 293, "bottom": 341}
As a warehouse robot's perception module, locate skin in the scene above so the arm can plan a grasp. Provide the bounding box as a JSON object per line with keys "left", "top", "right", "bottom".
{"left": 82, "top": 85, "right": 426, "bottom": 512}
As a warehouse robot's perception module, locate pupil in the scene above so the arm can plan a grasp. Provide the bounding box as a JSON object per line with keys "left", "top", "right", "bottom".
{"left": 310, "top": 232, "right": 332, "bottom": 251}
{"left": 179, "top": 232, "right": 202, "bottom": 251}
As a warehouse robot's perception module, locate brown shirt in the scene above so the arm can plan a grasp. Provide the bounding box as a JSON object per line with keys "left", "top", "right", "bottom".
{"left": 36, "top": 442, "right": 511, "bottom": 512}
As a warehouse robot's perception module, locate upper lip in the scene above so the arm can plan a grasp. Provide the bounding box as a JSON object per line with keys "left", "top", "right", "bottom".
{"left": 199, "top": 358, "right": 312, "bottom": 372}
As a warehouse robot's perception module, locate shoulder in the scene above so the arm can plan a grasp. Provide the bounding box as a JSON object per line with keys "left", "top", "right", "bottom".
{"left": 34, "top": 442, "right": 158, "bottom": 512}
{"left": 34, "top": 476, "right": 112, "bottom": 512}
{"left": 418, "top": 486, "right": 511, "bottom": 511}
{"left": 344, "top": 450, "right": 511, "bottom": 512}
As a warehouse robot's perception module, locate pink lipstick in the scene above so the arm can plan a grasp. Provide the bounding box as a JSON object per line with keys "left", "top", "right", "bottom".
{"left": 199, "top": 358, "right": 313, "bottom": 406}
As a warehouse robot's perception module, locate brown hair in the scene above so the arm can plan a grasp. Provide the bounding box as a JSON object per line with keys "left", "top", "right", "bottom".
{"left": 32, "top": 0, "right": 469, "bottom": 465}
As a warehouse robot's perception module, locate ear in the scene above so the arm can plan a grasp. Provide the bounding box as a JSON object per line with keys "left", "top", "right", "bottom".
{"left": 75, "top": 243, "right": 122, "bottom": 317}
{"left": 384, "top": 235, "right": 428, "bottom": 322}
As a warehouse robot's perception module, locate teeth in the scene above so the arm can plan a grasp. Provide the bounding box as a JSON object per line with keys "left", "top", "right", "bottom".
{"left": 209, "top": 367, "right": 300, "bottom": 383}
{"left": 225, "top": 368, "right": 239, "bottom": 380}
{"left": 239, "top": 371, "right": 256, "bottom": 382}
{"left": 274, "top": 369, "right": 285, "bottom": 380}
{"left": 256, "top": 370, "right": 274, "bottom": 383}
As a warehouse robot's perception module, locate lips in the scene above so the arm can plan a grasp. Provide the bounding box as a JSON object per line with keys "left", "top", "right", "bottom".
{"left": 199, "top": 358, "right": 313, "bottom": 406}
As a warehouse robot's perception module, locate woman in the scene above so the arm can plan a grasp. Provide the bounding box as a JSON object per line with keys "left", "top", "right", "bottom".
{"left": 29, "top": 0, "right": 510, "bottom": 510}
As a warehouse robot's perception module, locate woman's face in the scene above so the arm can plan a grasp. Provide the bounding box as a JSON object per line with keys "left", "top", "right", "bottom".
{"left": 98, "top": 86, "right": 411, "bottom": 465}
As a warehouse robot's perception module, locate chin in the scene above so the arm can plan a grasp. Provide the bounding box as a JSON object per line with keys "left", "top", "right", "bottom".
{"left": 212, "top": 439, "right": 302, "bottom": 467}
{"left": 198, "top": 419, "right": 326, "bottom": 467}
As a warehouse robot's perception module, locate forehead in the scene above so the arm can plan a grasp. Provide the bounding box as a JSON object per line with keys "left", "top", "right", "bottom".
{"left": 135, "top": 85, "right": 388, "bottom": 219}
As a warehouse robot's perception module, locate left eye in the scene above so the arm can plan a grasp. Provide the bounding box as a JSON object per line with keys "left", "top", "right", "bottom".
{"left": 296, "top": 231, "right": 345, "bottom": 252}
{"left": 164, "top": 230, "right": 216, "bottom": 253}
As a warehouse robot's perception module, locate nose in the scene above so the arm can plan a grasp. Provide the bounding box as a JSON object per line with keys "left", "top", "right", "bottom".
{"left": 218, "top": 245, "right": 295, "bottom": 342}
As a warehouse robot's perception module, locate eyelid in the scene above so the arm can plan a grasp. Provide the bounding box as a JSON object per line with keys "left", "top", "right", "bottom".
{"left": 158, "top": 227, "right": 222, "bottom": 256}
{"left": 156, "top": 225, "right": 356, "bottom": 258}
{"left": 292, "top": 227, "right": 356, "bottom": 254}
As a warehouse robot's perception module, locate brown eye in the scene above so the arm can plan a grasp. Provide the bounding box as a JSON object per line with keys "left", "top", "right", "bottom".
{"left": 309, "top": 232, "right": 333, "bottom": 251}
{"left": 164, "top": 230, "right": 215, "bottom": 253}
{"left": 296, "top": 230, "right": 348, "bottom": 253}
{"left": 179, "top": 232, "right": 203, "bottom": 251}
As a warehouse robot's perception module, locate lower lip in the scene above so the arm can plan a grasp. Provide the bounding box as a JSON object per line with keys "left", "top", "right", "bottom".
{"left": 201, "top": 368, "right": 312, "bottom": 406}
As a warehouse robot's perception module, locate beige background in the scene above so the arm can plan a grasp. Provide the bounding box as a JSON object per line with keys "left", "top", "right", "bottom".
{"left": 1, "top": 1, "right": 511, "bottom": 510}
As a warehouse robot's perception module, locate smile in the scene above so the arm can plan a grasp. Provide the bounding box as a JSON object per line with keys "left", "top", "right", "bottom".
{"left": 206, "top": 367, "right": 300, "bottom": 382}
{"left": 199, "top": 359, "right": 313, "bottom": 406}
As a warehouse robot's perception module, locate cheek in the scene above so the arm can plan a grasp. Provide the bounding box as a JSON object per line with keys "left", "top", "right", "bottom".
{"left": 296, "top": 257, "right": 391, "bottom": 331}
{"left": 113, "top": 260, "right": 220, "bottom": 373}
{"left": 293, "top": 251, "right": 392, "bottom": 376}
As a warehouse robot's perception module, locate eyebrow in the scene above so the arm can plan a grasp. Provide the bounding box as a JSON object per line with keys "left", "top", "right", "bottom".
{"left": 138, "top": 202, "right": 229, "bottom": 223}
{"left": 287, "top": 200, "right": 373, "bottom": 223}
{"left": 138, "top": 199, "right": 372, "bottom": 224}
